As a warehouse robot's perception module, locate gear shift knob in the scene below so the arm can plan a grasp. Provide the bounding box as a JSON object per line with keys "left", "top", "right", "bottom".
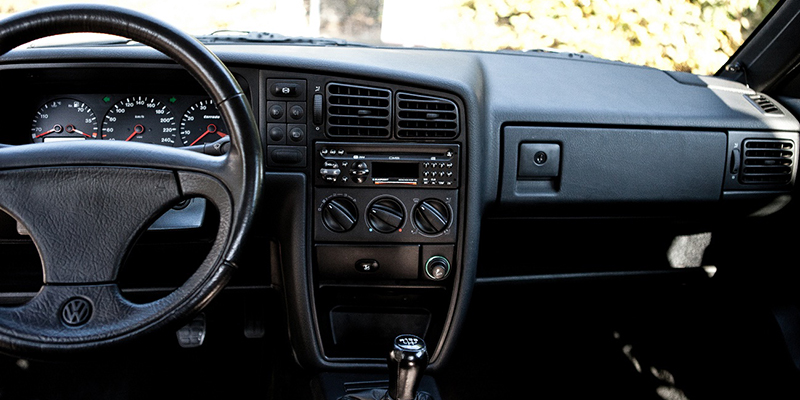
{"left": 387, "top": 335, "right": 428, "bottom": 400}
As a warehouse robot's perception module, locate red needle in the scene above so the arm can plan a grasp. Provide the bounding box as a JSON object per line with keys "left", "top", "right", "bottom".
{"left": 35, "top": 124, "right": 62, "bottom": 139}
{"left": 126, "top": 124, "right": 145, "bottom": 141}
{"left": 189, "top": 124, "right": 217, "bottom": 146}
{"left": 65, "top": 125, "right": 92, "bottom": 139}
{"left": 190, "top": 130, "right": 210, "bottom": 146}
{"left": 35, "top": 129, "right": 56, "bottom": 139}
{"left": 72, "top": 129, "right": 93, "bottom": 139}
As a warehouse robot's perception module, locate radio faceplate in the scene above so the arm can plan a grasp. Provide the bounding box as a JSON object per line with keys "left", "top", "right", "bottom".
{"left": 315, "top": 142, "right": 459, "bottom": 188}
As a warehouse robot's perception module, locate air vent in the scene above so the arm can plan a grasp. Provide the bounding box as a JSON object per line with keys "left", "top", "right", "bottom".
{"left": 326, "top": 83, "right": 391, "bottom": 137}
{"left": 741, "top": 139, "right": 795, "bottom": 184}
{"left": 396, "top": 92, "right": 459, "bottom": 139}
{"left": 746, "top": 94, "right": 784, "bottom": 115}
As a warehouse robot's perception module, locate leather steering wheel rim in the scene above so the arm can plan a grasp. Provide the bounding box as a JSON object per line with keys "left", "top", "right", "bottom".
{"left": 0, "top": 4, "right": 263, "bottom": 353}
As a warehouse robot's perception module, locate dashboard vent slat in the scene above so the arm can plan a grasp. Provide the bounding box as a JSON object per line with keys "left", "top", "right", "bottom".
{"left": 746, "top": 94, "right": 784, "bottom": 115}
{"left": 396, "top": 92, "right": 459, "bottom": 139}
{"left": 326, "top": 83, "right": 391, "bottom": 138}
{"left": 740, "top": 139, "right": 795, "bottom": 185}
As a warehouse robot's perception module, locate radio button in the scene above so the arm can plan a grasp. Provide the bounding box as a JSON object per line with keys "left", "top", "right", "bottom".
{"left": 320, "top": 167, "right": 341, "bottom": 182}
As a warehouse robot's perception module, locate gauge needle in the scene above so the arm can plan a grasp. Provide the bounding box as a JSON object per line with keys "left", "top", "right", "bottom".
{"left": 65, "top": 125, "right": 92, "bottom": 139}
{"left": 35, "top": 129, "right": 56, "bottom": 139}
{"left": 189, "top": 124, "right": 220, "bottom": 146}
{"left": 126, "top": 124, "right": 145, "bottom": 141}
{"left": 72, "top": 130, "right": 93, "bottom": 139}
{"left": 35, "top": 124, "right": 63, "bottom": 138}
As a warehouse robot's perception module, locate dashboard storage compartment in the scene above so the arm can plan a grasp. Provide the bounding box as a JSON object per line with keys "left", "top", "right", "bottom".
{"left": 502, "top": 126, "right": 728, "bottom": 204}
{"left": 329, "top": 306, "right": 430, "bottom": 350}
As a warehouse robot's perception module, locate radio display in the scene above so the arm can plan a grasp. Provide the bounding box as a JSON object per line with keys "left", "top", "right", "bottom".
{"left": 372, "top": 162, "right": 418, "bottom": 180}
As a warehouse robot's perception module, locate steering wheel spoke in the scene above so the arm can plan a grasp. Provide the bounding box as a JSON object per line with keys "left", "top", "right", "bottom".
{"left": 0, "top": 284, "right": 138, "bottom": 342}
{"left": 0, "top": 165, "right": 182, "bottom": 284}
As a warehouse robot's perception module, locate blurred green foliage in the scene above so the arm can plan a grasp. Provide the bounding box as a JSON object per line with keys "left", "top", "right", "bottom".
{"left": 443, "top": 0, "right": 778, "bottom": 74}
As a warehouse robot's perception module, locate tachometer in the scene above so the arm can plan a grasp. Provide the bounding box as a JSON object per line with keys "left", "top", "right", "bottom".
{"left": 179, "top": 99, "right": 228, "bottom": 146}
{"left": 31, "top": 99, "right": 97, "bottom": 143}
{"left": 101, "top": 96, "right": 177, "bottom": 145}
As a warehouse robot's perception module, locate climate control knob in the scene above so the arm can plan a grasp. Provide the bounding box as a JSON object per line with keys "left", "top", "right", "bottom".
{"left": 412, "top": 199, "right": 450, "bottom": 235}
{"left": 321, "top": 197, "right": 358, "bottom": 232}
{"left": 367, "top": 197, "right": 405, "bottom": 233}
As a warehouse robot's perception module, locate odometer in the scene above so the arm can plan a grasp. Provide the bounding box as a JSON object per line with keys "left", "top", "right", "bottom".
{"left": 31, "top": 98, "right": 97, "bottom": 143}
{"left": 101, "top": 96, "right": 177, "bottom": 145}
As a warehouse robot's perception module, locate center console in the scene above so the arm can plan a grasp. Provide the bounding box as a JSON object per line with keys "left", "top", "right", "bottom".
{"left": 312, "top": 141, "right": 461, "bottom": 359}
{"left": 260, "top": 70, "right": 465, "bottom": 364}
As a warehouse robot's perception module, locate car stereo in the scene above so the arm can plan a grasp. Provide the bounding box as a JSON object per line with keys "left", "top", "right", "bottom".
{"left": 314, "top": 142, "right": 459, "bottom": 188}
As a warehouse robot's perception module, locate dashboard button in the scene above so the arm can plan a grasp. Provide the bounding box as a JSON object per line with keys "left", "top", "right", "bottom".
{"left": 268, "top": 145, "right": 306, "bottom": 167}
{"left": 268, "top": 101, "right": 285, "bottom": 121}
{"left": 268, "top": 79, "right": 306, "bottom": 99}
{"left": 289, "top": 103, "right": 305, "bottom": 120}
{"left": 288, "top": 124, "right": 306, "bottom": 144}
{"left": 267, "top": 123, "right": 285, "bottom": 143}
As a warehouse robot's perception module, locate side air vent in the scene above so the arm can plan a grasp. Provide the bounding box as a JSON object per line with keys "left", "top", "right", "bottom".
{"left": 326, "top": 83, "right": 391, "bottom": 137}
{"left": 741, "top": 139, "right": 795, "bottom": 184}
{"left": 396, "top": 92, "right": 459, "bottom": 139}
{"left": 746, "top": 94, "right": 784, "bottom": 115}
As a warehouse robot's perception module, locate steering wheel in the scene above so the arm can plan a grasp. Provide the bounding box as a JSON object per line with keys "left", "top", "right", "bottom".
{"left": 0, "top": 5, "right": 262, "bottom": 353}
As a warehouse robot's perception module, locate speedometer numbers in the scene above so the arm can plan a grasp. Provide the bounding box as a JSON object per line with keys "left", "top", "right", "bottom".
{"left": 180, "top": 99, "right": 228, "bottom": 146}
{"left": 31, "top": 99, "right": 97, "bottom": 143}
{"left": 101, "top": 96, "right": 177, "bottom": 145}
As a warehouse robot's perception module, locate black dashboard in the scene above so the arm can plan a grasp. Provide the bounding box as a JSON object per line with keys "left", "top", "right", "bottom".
{"left": 0, "top": 41, "right": 798, "bottom": 377}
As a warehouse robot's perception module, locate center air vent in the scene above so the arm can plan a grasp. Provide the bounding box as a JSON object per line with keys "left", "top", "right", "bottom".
{"left": 741, "top": 139, "right": 795, "bottom": 184}
{"left": 396, "top": 92, "right": 459, "bottom": 139}
{"left": 746, "top": 94, "right": 784, "bottom": 115}
{"left": 326, "top": 83, "right": 391, "bottom": 137}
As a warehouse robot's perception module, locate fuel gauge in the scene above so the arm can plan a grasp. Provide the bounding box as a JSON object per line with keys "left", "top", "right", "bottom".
{"left": 31, "top": 99, "right": 97, "bottom": 143}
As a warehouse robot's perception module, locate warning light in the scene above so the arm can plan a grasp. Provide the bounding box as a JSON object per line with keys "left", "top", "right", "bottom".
{"left": 102, "top": 96, "right": 111, "bottom": 103}
{"left": 169, "top": 97, "right": 177, "bottom": 104}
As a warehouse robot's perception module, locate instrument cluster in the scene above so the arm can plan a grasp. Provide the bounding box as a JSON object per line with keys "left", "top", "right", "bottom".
{"left": 30, "top": 94, "right": 228, "bottom": 147}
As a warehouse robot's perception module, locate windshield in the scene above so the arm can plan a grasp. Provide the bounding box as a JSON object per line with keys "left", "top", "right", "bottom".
{"left": 0, "top": 0, "right": 780, "bottom": 75}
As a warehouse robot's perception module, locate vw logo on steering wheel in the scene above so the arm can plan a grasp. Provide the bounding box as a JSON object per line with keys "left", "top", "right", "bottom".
{"left": 61, "top": 298, "right": 92, "bottom": 327}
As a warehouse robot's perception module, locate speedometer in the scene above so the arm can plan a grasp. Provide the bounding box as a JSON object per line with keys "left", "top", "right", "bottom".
{"left": 31, "top": 98, "right": 97, "bottom": 143}
{"left": 101, "top": 96, "right": 177, "bottom": 145}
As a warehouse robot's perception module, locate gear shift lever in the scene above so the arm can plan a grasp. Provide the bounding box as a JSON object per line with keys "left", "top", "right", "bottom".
{"left": 387, "top": 334, "right": 429, "bottom": 400}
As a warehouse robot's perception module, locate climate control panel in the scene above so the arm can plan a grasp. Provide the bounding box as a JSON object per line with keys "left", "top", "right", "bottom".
{"left": 314, "top": 187, "right": 458, "bottom": 243}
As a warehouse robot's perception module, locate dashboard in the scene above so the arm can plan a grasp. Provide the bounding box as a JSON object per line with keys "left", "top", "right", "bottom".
{"left": 0, "top": 41, "right": 799, "bottom": 378}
